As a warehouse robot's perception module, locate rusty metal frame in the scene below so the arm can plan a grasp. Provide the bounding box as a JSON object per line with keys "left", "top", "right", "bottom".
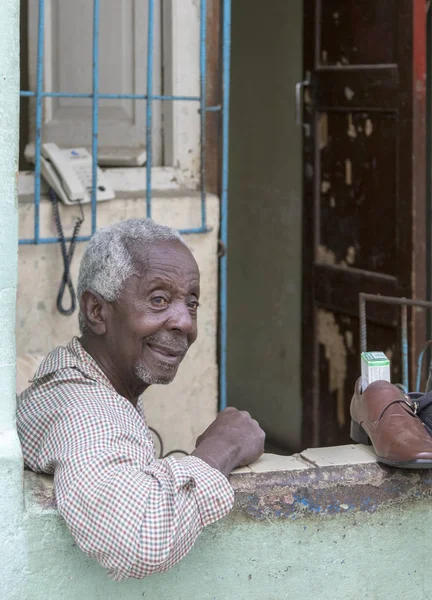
{"left": 359, "top": 293, "right": 432, "bottom": 392}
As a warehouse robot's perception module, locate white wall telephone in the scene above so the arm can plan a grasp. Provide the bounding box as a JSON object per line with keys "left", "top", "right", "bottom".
{"left": 41, "top": 143, "right": 115, "bottom": 205}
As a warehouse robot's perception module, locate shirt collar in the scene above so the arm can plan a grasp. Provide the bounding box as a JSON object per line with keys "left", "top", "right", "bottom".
{"left": 31, "top": 338, "right": 146, "bottom": 416}
{"left": 31, "top": 336, "right": 114, "bottom": 389}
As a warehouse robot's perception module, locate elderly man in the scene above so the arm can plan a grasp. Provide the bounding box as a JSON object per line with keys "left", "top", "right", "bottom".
{"left": 17, "top": 218, "right": 265, "bottom": 581}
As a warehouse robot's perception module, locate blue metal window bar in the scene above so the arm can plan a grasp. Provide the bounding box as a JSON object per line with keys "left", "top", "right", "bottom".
{"left": 20, "top": 0, "right": 231, "bottom": 241}
{"left": 19, "top": 0, "right": 232, "bottom": 410}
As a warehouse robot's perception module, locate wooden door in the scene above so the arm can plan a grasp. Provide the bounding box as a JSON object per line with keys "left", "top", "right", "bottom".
{"left": 302, "top": 0, "right": 427, "bottom": 447}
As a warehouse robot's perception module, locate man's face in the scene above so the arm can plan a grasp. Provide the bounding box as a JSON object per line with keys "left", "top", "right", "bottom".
{"left": 104, "top": 240, "right": 200, "bottom": 386}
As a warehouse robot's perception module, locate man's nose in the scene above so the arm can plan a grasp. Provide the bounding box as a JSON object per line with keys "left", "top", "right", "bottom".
{"left": 167, "top": 302, "right": 196, "bottom": 336}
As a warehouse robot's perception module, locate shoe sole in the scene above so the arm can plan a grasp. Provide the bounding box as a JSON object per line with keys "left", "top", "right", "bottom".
{"left": 377, "top": 457, "right": 432, "bottom": 469}
{"left": 350, "top": 420, "right": 432, "bottom": 469}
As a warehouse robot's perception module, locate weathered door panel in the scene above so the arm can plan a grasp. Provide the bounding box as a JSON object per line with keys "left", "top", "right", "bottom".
{"left": 302, "top": 0, "right": 426, "bottom": 447}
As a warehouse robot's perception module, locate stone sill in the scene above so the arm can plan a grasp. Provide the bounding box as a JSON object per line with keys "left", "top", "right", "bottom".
{"left": 24, "top": 444, "right": 432, "bottom": 518}
{"left": 18, "top": 167, "right": 200, "bottom": 204}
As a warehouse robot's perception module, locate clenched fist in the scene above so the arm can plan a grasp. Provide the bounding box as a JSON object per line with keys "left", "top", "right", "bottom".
{"left": 192, "top": 407, "right": 265, "bottom": 477}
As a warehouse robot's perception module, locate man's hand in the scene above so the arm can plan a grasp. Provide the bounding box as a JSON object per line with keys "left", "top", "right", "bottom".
{"left": 191, "top": 407, "right": 265, "bottom": 477}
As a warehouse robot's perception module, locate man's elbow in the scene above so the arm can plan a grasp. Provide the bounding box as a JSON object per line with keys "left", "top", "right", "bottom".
{"left": 105, "top": 541, "right": 197, "bottom": 580}
{"left": 125, "top": 524, "right": 201, "bottom": 579}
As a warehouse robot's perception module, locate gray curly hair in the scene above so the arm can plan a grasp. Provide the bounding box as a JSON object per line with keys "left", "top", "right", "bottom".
{"left": 77, "top": 218, "right": 185, "bottom": 333}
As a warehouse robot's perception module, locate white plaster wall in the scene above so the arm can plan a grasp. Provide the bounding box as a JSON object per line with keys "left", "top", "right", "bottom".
{"left": 17, "top": 193, "right": 220, "bottom": 454}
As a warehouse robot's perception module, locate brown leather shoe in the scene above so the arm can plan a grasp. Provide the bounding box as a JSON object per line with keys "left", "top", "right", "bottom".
{"left": 350, "top": 378, "right": 432, "bottom": 468}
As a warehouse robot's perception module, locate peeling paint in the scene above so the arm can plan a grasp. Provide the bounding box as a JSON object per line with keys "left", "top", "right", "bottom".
{"left": 232, "top": 460, "right": 432, "bottom": 526}
{"left": 344, "top": 87, "right": 355, "bottom": 101}
{"left": 321, "top": 181, "right": 331, "bottom": 194}
{"left": 345, "top": 331, "right": 353, "bottom": 350}
{"left": 319, "top": 113, "right": 328, "bottom": 149}
{"left": 317, "top": 245, "right": 336, "bottom": 265}
{"left": 345, "top": 159, "right": 352, "bottom": 185}
{"left": 347, "top": 114, "right": 357, "bottom": 139}
{"left": 318, "top": 309, "right": 347, "bottom": 428}
{"left": 345, "top": 246, "right": 356, "bottom": 265}
{"left": 365, "top": 119, "right": 373, "bottom": 137}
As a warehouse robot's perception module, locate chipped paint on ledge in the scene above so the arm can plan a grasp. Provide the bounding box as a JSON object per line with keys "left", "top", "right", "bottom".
{"left": 231, "top": 463, "right": 432, "bottom": 522}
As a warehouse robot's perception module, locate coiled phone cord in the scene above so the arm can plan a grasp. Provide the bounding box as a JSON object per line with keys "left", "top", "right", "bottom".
{"left": 49, "top": 188, "right": 84, "bottom": 316}
{"left": 148, "top": 426, "right": 188, "bottom": 458}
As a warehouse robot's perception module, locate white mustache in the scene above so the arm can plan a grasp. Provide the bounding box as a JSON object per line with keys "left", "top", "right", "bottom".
{"left": 143, "top": 333, "right": 189, "bottom": 354}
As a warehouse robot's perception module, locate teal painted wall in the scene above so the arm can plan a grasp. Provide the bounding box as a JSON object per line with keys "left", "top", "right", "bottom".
{"left": 17, "top": 463, "right": 432, "bottom": 600}
{"left": 13, "top": 489, "right": 432, "bottom": 600}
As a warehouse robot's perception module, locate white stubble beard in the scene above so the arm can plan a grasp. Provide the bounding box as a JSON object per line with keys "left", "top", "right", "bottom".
{"left": 134, "top": 359, "right": 177, "bottom": 385}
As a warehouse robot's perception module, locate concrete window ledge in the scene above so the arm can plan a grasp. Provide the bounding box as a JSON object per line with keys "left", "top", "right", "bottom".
{"left": 231, "top": 445, "right": 432, "bottom": 519}
{"left": 24, "top": 444, "right": 432, "bottom": 516}
{"left": 16, "top": 446, "right": 432, "bottom": 600}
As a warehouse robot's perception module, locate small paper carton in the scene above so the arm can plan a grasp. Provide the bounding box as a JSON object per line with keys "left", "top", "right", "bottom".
{"left": 361, "top": 351, "right": 390, "bottom": 392}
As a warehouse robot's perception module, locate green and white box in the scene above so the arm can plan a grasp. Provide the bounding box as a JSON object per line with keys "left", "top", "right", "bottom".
{"left": 361, "top": 351, "right": 391, "bottom": 391}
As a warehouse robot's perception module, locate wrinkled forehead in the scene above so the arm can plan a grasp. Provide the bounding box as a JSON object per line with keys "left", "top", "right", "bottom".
{"left": 128, "top": 239, "right": 198, "bottom": 269}
{"left": 123, "top": 239, "right": 200, "bottom": 290}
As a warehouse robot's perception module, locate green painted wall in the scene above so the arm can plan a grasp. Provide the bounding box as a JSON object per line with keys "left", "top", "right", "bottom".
{"left": 12, "top": 488, "right": 432, "bottom": 600}
{"left": 227, "top": 0, "right": 303, "bottom": 451}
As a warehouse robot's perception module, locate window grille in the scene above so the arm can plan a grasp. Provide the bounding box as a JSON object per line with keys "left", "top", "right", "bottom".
{"left": 19, "top": 0, "right": 231, "bottom": 242}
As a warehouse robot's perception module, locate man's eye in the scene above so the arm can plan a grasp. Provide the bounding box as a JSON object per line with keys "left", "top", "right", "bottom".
{"left": 151, "top": 296, "right": 168, "bottom": 307}
{"left": 188, "top": 300, "right": 200, "bottom": 310}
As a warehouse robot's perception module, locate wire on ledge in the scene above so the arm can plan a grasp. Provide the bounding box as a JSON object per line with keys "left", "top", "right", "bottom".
{"left": 148, "top": 426, "right": 188, "bottom": 459}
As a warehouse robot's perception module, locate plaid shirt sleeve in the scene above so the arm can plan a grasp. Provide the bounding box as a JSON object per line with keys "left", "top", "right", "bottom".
{"left": 17, "top": 354, "right": 234, "bottom": 581}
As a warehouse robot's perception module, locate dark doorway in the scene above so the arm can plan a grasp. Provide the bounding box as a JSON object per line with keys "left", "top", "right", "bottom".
{"left": 302, "top": 0, "right": 427, "bottom": 448}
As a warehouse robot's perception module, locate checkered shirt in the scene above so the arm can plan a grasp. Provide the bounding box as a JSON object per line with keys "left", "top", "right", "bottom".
{"left": 16, "top": 337, "right": 234, "bottom": 581}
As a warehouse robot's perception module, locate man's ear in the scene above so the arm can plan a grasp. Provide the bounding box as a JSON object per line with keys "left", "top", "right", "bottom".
{"left": 80, "top": 290, "right": 109, "bottom": 335}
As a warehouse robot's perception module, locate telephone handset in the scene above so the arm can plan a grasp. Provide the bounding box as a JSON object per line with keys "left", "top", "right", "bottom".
{"left": 40, "top": 143, "right": 115, "bottom": 317}
{"left": 41, "top": 143, "right": 115, "bottom": 205}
